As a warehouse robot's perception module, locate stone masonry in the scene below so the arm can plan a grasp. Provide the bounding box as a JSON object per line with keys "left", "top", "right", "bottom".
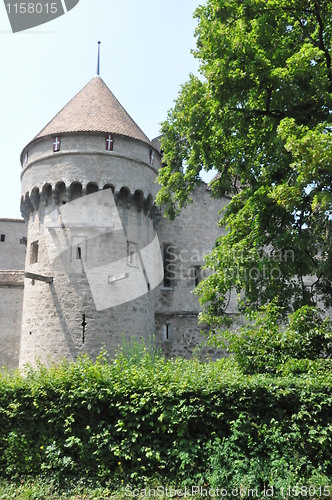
{"left": 0, "top": 75, "right": 233, "bottom": 369}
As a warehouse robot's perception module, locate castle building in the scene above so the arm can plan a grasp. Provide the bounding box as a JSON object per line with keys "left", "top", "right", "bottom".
{"left": 0, "top": 73, "right": 234, "bottom": 369}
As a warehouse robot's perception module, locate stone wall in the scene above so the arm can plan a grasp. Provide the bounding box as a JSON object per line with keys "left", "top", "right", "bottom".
{"left": 19, "top": 133, "right": 160, "bottom": 367}
{"left": 0, "top": 220, "right": 26, "bottom": 369}
{"left": 21, "top": 133, "right": 161, "bottom": 202}
{"left": 0, "top": 272, "right": 24, "bottom": 369}
{"left": 0, "top": 219, "right": 26, "bottom": 270}
{"left": 154, "top": 182, "right": 237, "bottom": 359}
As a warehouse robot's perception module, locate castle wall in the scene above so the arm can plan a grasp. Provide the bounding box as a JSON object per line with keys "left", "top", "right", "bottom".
{"left": 154, "top": 183, "right": 237, "bottom": 359}
{"left": 0, "top": 219, "right": 26, "bottom": 270}
{"left": 0, "top": 220, "right": 26, "bottom": 369}
{"left": 0, "top": 272, "right": 24, "bottom": 369}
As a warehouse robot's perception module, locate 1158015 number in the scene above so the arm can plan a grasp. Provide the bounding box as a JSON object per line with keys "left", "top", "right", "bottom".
{"left": 6, "top": 3, "right": 58, "bottom": 14}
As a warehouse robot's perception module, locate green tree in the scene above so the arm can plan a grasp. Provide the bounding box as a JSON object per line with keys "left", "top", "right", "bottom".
{"left": 217, "top": 303, "right": 332, "bottom": 374}
{"left": 156, "top": 0, "right": 332, "bottom": 328}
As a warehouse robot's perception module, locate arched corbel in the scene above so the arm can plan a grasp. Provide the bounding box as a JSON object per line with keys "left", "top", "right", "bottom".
{"left": 31, "top": 189, "right": 40, "bottom": 211}
{"left": 66, "top": 186, "right": 72, "bottom": 203}
{"left": 126, "top": 193, "right": 134, "bottom": 209}
{"left": 52, "top": 188, "right": 59, "bottom": 206}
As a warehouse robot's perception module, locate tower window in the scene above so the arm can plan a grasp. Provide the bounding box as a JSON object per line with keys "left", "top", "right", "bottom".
{"left": 76, "top": 246, "right": 82, "bottom": 260}
{"left": 150, "top": 150, "right": 155, "bottom": 166}
{"left": 71, "top": 236, "right": 87, "bottom": 263}
{"left": 53, "top": 136, "right": 61, "bottom": 152}
{"left": 163, "top": 245, "right": 175, "bottom": 288}
{"left": 0, "top": 234, "right": 5, "bottom": 242}
{"left": 30, "top": 241, "right": 39, "bottom": 264}
{"left": 106, "top": 133, "right": 114, "bottom": 151}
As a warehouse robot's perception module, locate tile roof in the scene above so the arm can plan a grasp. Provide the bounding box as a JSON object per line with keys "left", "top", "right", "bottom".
{"left": 33, "top": 76, "right": 152, "bottom": 146}
{"left": 0, "top": 271, "right": 25, "bottom": 287}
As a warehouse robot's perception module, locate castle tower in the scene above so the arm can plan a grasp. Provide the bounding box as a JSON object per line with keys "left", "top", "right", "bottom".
{"left": 19, "top": 75, "right": 162, "bottom": 367}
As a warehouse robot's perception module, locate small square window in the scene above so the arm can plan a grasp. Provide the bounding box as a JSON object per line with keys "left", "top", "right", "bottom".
{"left": 0, "top": 234, "right": 5, "bottom": 242}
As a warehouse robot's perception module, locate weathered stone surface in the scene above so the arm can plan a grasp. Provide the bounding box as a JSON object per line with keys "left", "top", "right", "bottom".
{"left": 0, "top": 286, "right": 23, "bottom": 370}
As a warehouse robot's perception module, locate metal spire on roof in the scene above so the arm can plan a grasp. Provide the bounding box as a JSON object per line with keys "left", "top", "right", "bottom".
{"left": 96, "top": 41, "right": 101, "bottom": 76}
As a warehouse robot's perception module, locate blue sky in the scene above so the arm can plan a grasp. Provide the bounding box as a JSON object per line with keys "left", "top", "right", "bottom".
{"left": 0, "top": 0, "right": 214, "bottom": 218}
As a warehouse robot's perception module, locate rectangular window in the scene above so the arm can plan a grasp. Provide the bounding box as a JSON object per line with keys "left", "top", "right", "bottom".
{"left": 106, "top": 134, "right": 114, "bottom": 151}
{"left": 30, "top": 241, "right": 39, "bottom": 264}
{"left": 190, "top": 266, "right": 201, "bottom": 287}
{"left": 163, "top": 245, "right": 175, "bottom": 288}
{"left": 71, "top": 236, "right": 87, "bottom": 263}
{"left": 161, "top": 323, "right": 172, "bottom": 341}
{"left": 127, "top": 241, "right": 139, "bottom": 268}
{"left": 0, "top": 234, "right": 5, "bottom": 242}
{"left": 53, "top": 136, "right": 61, "bottom": 152}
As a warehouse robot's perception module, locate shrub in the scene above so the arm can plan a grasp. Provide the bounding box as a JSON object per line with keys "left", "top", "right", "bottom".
{"left": 0, "top": 347, "right": 331, "bottom": 490}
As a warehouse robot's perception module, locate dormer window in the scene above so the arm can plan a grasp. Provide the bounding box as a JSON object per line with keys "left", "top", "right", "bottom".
{"left": 53, "top": 137, "right": 61, "bottom": 152}
{"left": 106, "top": 134, "right": 114, "bottom": 151}
{"left": 150, "top": 150, "right": 155, "bottom": 166}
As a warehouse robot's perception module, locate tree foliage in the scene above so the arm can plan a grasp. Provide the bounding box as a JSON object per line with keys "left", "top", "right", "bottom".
{"left": 156, "top": 0, "right": 332, "bottom": 324}
{"left": 214, "top": 303, "right": 332, "bottom": 374}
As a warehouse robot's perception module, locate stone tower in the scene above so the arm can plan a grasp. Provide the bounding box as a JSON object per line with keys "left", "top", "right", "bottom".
{"left": 19, "top": 75, "right": 162, "bottom": 367}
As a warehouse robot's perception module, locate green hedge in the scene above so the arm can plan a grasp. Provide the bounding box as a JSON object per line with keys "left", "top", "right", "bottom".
{"left": 0, "top": 351, "right": 332, "bottom": 494}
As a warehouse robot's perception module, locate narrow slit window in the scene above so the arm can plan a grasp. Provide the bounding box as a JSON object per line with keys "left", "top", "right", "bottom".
{"left": 161, "top": 323, "right": 171, "bottom": 341}
{"left": 30, "top": 241, "right": 39, "bottom": 264}
{"left": 82, "top": 314, "right": 86, "bottom": 345}
{"left": 0, "top": 234, "right": 5, "bottom": 242}
{"left": 71, "top": 236, "right": 87, "bottom": 263}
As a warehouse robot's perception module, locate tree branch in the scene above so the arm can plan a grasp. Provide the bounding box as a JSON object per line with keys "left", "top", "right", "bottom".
{"left": 314, "top": 2, "right": 332, "bottom": 90}
{"left": 229, "top": 107, "right": 286, "bottom": 120}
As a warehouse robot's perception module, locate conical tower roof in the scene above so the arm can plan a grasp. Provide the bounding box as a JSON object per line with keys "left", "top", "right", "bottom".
{"left": 32, "top": 76, "right": 152, "bottom": 146}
